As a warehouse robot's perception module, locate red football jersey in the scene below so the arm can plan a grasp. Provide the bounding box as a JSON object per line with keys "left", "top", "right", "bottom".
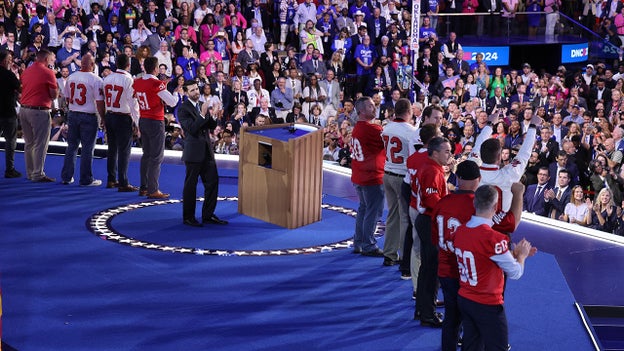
{"left": 453, "top": 223, "right": 511, "bottom": 305}
{"left": 414, "top": 157, "right": 447, "bottom": 216}
{"left": 433, "top": 192, "right": 475, "bottom": 279}
{"left": 133, "top": 76, "right": 167, "bottom": 120}
{"left": 406, "top": 148, "right": 428, "bottom": 210}
{"left": 351, "top": 121, "right": 385, "bottom": 186}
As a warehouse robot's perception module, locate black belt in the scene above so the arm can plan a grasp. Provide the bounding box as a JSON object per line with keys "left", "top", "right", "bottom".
{"left": 21, "top": 105, "right": 50, "bottom": 110}
{"left": 107, "top": 111, "right": 131, "bottom": 116}
{"left": 384, "top": 171, "right": 405, "bottom": 177}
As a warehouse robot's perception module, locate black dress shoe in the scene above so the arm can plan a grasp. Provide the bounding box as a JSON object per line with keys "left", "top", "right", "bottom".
{"left": 4, "top": 169, "right": 22, "bottom": 178}
{"left": 361, "top": 248, "right": 384, "bottom": 257}
{"left": 203, "top": 215, "right": 228, "bottom": 225}
{"left": 183, "top": 218, "right": 203, "bottom": 227}
{"left": 383, "top": 256, "right": 400, "bottom": 266}
{"left": 352, "top": 247, "right": 362, "bottom": 254}
{"left": 420, "top": 313, "right": 443, "bottom": 328}
{"left": 435, "top": 300, "right": 445, "bottom": 307}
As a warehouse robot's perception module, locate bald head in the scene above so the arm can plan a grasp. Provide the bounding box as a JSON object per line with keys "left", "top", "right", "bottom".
{"left": 80, "top": 53, "right": 95, "bottom": 72}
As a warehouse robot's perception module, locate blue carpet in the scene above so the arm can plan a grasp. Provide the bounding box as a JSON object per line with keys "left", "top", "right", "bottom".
{"left": 0, "top": 152, "right": 594, "bottom": 350}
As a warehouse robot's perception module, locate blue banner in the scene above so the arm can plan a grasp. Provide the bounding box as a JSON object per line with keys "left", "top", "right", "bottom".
{"left": 561, "top": 43, "right": 589, "bottom": 63}
{"left": 462, "top": 46, "right": 510, "bottom": 66}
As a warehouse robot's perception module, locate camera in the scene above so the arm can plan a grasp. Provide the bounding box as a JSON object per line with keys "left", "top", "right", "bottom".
{"left": 275, "top": 101, "right": 284, "bottom": 108}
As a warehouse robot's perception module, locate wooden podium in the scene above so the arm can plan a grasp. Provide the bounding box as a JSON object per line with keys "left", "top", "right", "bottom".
{"left": 238, "top": 123, "right": 324, "bottom": 229}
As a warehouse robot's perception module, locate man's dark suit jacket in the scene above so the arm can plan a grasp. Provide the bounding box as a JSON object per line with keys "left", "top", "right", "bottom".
{"left": 545, "top": 186, "right": 572, "bottom": 219}
{"left": 248, "top": 106, "right": 281, "bottom": 125}
{"left": 178, "top": 99, "right": 217, "bottom": 163}
{"left": 523, "top": 183, "right": 549, "bottom": 216}
{"left": 536, "top": 138, "right": 560, "bottom": 166}
{"left": 548, "top": 161, "right": 579, "bottom": 188}
{"left": 211, "top": 82, "right": 233, "bottom": 117}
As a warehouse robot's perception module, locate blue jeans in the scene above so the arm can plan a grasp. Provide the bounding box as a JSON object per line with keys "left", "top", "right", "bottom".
{"left": 105, "top": 112, "right": 133, "bottom": 187}
{"left": 61, "top": 111, "right": 98, "bottom": 185}
{"left": 353, "top": 183, "right": 384, "bottom": 253}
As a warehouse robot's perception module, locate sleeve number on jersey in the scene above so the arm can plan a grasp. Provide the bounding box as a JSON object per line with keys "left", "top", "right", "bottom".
{"left": 136, "top": 91, "right": 150, "bottom": 110}
{"left": 455, "top": 248, "right": 478, "bottom": 286}
{"left": 436, "top": 215, "right": 461, "bottom": 252}
{"left": 351, "top": 137, "right": 364, "bottom": 162}
{"left": 104, "top": 84, "right": 124, "bottom": 108}
{"left": 382, "top": 135, "right": 405, "bottom": 163}
{"left": 68, "top": 82, "right": 87, "bottom": 105}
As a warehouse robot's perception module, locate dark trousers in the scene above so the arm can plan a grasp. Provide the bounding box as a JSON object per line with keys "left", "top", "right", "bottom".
{"left": 105, "top": 113, "right": 133, "bottom": 187}
{"left": 415, "top": 213, "right": 438, "bottom": 319}
{"left": 440, "top": 277, "right": 461, "bottom": 351}
{"left": 458, "top": 295, "right": 509, "bottom": 351}
{"left": 183, "top": 146, "right": 219, "bottom": 220}
{"left": 0, "top": 117, "right": 17, "bottom": 172}
{"left": 139, "top": 118, "right": 165, "bottom": 193}
{"left": 399, "top": 181, "right": 412, "bottom": 275}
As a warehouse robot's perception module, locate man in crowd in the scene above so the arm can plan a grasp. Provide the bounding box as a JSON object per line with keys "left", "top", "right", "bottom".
{"left": 103, "top": 54, "right": 141, "bottom": 192}
{"left": 60, "top": 53, "right": 105, "bottom": 187}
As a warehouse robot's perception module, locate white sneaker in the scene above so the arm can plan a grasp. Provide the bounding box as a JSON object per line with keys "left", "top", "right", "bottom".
{"left": 61, "top": 177, "right": 74, "bottom": 185}
{"left": 81, "top": 179, "right": 102, "bottom": 187}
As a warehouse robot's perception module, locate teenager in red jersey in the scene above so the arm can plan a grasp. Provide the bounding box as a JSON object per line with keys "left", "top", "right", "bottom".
{"left": 350, "top": 96, "right": 386, "bottom": 256}
{"left": 134, "top": 56, "right": 179, "bottom": 199}
{"left": 453, "top": 185, "right": 536, "bottom": 351}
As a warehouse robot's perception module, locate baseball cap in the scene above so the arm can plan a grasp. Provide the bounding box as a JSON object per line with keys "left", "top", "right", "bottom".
{"left": 522, "top": 63, "right": 531, "bottom": 69}
{"left": 456, "top": 160, "right": 480, "bottom": 180}
{"left": 587, "top": 64, "right": 594, "bottom": 69}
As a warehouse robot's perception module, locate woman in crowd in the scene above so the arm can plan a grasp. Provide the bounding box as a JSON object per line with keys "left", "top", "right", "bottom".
{"left": 562, "top": 185, "right": 591, "bottom": 225}
{"left": 199, "top": 13, "right": 219, "bottom": 54}
{"left": 332, "top": 28, "right": 351, "bottom": 64}
{"left": 489, "top": 66, "right": 507, "bottom": 97}
{"left": 286, "top": 103, "right": 305, "bottom": 123}
{"left": 563, "top": 122, "right": 582, "bottom": 144}
{"left": 229, "top": 102, "right": 248, "bottom": 134}
{"left": 230, "top": 32, "right": 245, "bottom": 76}
{"left": 195, "top": 64, "right": 210, "bottom": 90}
{"left": 302, "top": 75, "right": 327, "bottom": 117}
{"left": 265, "top": 60, "right": 283, "bottom": 93}
{"left": 397, "top": 55, "right": 413, "bottom": 99}
{"left": 213, "top": 3, "right": 225, "bottom": 27}
{"left": 327, "top": 51, "right": 345, "bottom": 83}
{"left": 475, "top": 62, "right": 490, "bottom": 93}
{"left": 230, "top": 79, "right": 249, "bottom": 109}
{"left": 590, "top": 188, "right": 620, "bottom": 233}
{"left": 492, "top": 121, "right": 508, "bottom": 145}
{"left": 453, "top": 78, "right": 471, "bottom": 108}
{"left": 465, "top": 73, "right": 479, "bottom": 98}
{"left": 177, "top": 45, "right": 200, "bottom": 80}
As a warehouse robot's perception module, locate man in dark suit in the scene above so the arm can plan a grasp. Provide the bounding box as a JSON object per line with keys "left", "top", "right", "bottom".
{"left": 450, "top": 48, "right": 470, "bottom": 79}
{"left": 509, "top": 83, "right": 529, "bottom": 107}
{"left": 589, "top": 78, "right": 612, "bottom": 111}
{"left": 523, "top": 167, "right": 550, "bottom": 216}
{"left": 142, "top": 0, "right": 165, "bottom": 33}
{"left": 301, "top": 49, "right": 327, "bottom": 78}
{"left": 211, "top": 70, "right": 233, "bottom": 117}
{"left": 244, "top": 0, "right": 269, "bottom": 32}
{"left": 486, "top": 87, "right": 509, "bottom": 115}
{"left": 177, "top": 79, "right": 229, "bottom": 227}
{"left": 366, "top": 7, "right": 386, "bottom": 45}
{"left": 248, "top": 99, "right": 280, "bottom": 124}
{"left": 548, "top": 151, "right": 579, "bottom": 188}
{"left": 537, "top": 126, "right": 560, "bottom": 166}
{"left": 544, "top": 169, "right": 572, "bottom": 220}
